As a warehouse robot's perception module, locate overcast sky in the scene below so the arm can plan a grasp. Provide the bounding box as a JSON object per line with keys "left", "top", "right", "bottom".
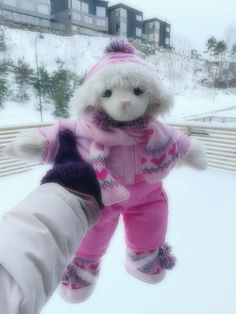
{"left": 109, "top": 0, "right": 236, "bottom": 52}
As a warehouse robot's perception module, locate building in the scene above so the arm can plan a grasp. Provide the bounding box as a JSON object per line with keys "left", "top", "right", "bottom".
{"left": 108, "top": 3, "right": 143, "bottom": 40}
{"left": 143, "top": 18, "right": 171, "bottom": 48}
{"left": 0, "top": 1, "right": 171, "bottom": 49}
{"left": 0, "top": 0, "right": 54, "bottom": 30}
{"left": 50, "top": 0, "right": 108, "bottom": 35}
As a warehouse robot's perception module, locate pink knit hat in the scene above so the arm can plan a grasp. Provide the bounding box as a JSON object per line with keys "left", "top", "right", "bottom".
{"left": 71, "top": 39, "right": 173, "bottom": 117}
{"left": 85, "top": 39, "right": 153, "bottom": 81}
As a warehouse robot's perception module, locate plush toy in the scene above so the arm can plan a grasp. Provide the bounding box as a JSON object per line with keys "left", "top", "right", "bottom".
{"left": 4, "top": 39, "right": 207, "bottom": 303}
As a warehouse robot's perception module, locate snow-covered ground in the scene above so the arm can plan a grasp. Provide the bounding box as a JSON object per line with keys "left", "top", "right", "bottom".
{"left": 169, "top": 89, "right": 236, "bottom": 121}
{"left": 0, "top": 166, "right": 235, "bottom": 314}
{"left": 1, "top": 89, "right": 235, "bottom": 127}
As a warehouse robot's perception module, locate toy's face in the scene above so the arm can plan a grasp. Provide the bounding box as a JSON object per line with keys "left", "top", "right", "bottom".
{"left": 100, "top": 87, "right": 149, "bottom": 122}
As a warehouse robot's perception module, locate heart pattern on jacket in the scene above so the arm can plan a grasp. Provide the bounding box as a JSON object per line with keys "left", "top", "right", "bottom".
{"left": 95, "top": 168, "right": 109, "bottom": 181}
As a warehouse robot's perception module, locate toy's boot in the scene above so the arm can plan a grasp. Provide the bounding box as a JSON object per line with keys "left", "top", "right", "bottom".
{"left": 125, "top": 244, "right": 176, "bottom": 284}
{"left": 59, "top": 256, "right": 100, "bottom": 303}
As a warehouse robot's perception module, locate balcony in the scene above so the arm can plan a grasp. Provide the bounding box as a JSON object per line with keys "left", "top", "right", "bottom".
{"left": 2, "top": 10, "right": 50, "bottom": 27}
{"left": 71, "top": 9, "right": 108, "bottom": 32}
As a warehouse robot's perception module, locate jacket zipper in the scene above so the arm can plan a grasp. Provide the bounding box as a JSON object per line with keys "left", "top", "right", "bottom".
{"left": 123, "top": 146, "right": 135, "bottom": 185}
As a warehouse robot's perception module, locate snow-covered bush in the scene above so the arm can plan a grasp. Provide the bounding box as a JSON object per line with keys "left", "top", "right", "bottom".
{"left": 14, "top": 58, "right": 34, "bottom": 103}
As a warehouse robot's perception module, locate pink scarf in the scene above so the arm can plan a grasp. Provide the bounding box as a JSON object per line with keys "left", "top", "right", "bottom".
{"left": 80, "top": 115, "right": 179, "bottom": 206}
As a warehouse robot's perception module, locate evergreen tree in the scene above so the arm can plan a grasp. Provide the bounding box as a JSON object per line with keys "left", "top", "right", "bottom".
{"left": 0, "top": 78, "right": 7, "bottom": 107}
{"left": 50, "top": 66, "right": 73, "bottom": 118}
{"left": 214, "top": 40, "right": 227, "bottom": 61}
{"left": 0, "top": 29, "right": 6, "bottom": 51}
{"left": 231, "top": 43, "right": 236, "bottom": 60}
{"left": 205, "top": 37, "right": 217, "bottom": 58}
{"left": 0, "top": 59, "right": 11, "bottom": 107}
{"left": 49, "top": 62, "right": 82, "bottom": 118}
{"left": 32, "top": 66, "right": 51, "bottom": 101}
{"left": 14, "top": 58, "right": 34, "bottom": 102}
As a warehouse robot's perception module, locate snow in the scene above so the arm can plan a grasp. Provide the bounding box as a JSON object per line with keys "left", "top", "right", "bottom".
{"left": 0, "top": 101, "right": 55, "bottom": 126}
{"left": 0, "top": 27, "right": 236, "bottom": 126}
{"left": 0, "top": 26, "right": 236, "bottom": 314}
{"left": 168, "top": 89, "right": 236, "bottom": 121}
{"left": 0, "top": 166, "right": 235, "bottom": 314}
{"left": 2, "top": 27, "right": 109, "bottom": 73}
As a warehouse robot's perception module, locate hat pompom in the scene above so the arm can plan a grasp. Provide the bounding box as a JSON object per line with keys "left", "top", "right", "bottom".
{"left": 105, "top": 39, "right": 135, "bottom": 54}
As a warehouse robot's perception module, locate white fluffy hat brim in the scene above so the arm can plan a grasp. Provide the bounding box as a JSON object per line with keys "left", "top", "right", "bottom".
{"left": 70, "top": 62, "right": 173, "bottom": 117}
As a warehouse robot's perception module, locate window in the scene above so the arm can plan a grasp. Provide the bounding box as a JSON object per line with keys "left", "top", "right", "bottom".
{"left": 72, "top": 25, "right": 78, "bottom": 31}
{"left": 165, "top": 37, "right": 170, "bottom": 45}
{"left": 136, "top": 14, "right": 142, "bottom": 22}
{"left": 21, "top": 0, "right": 34, "bottom": 11}
{"left": 38, "top": 3, "right": 50, "bottom": 15}
{"left": 120, "top": 21, "right": 127, "bottom": 33}
{"left": 3, "top": 0, "right": 16, "bottom": 6}
{"left": 31, "top": 16, "right": 37, "bottom": 24}
{"left": 72, "top": 12, "right": 81, "bottom": 21}
{"left": 143, "top": 33, "right": 148, "bottom": 41}
{"left": 72, "top": 0, "right": 81, "bottom": 11}
{"left": 155, "top": 21, "right": 160, "bottom": 30}
{"left": 115, "top": 8, "right": 127, "bottom": 18}
{"left": 96, "top": 6, "right": 106, "bottom": 17}
{"left": 84, "top": 15, "right": 93, "bottom": 24}
{"left": 149, "top": 22, "right": 154, "bottom": 29}
{"left": 41, "top": 19, "right": 50, "bottom": 26}
{"left": 120, "top": 8, "right": 127, "bottom": 18}
{"left": 14, "top": 12, "right": 21, "bottom": 22}
{"left": 96, "top": 18, "right": 106, "bottom": 26}
{"left": 149, "top": 21, "right": 160, "bottom": 30}
{"left": 81, "top": 2, "right": 89, "bottom": 13}
{"left": 115, "top": 22, "right": 120, "bottom": 32}
{"left": 34, "top": 17, "right": 39, "bottom": 24}
{"left": 166, "top": 26, "right": 170, "bottom": 32}
{"left": 149, "top": 32, "right": 159, "bottom": 43}
{"left": 136, "top": 27, "right": 142, "bottom": 37}
{"left": 28, "top": 15, "right": 35, "bottom": 24}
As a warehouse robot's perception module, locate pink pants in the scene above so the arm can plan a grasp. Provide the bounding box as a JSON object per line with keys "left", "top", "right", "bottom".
{"left": 76, "top": 181, "right": 168, "bottom": 260}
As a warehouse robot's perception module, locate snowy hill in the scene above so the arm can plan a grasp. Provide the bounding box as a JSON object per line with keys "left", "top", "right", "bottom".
{"left": 0, "top": 26, "right": 236, "bottom": 125}
{"left": 1, "top": 26, "right": 207, "bottom": 91}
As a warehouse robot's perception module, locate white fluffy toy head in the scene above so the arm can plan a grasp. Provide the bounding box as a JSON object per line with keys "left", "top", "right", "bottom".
{"left": 71, "top": 39, "right": 173, "bottom": 122}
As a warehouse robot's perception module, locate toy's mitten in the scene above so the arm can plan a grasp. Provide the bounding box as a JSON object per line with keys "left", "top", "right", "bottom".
{"left": 3, "top": 130, "right": 46, "bottom": 161}
{"left": 185, "top": 139, "right": 208, "bottom": 170}
{"left": 41, "top": 129, "right": 103, "bottom": 225}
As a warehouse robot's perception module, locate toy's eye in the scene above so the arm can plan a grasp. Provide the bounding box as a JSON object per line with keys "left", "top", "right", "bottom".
{"left": 133, "top": 88, "right": 144, "bottom": 96}
{"left": 103, "top": 89, "right": 112, "bottom": 97}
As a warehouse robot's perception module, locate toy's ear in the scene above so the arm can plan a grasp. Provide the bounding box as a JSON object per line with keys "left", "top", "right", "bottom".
{"left": 148, "top": 86, "right": 174, "bottom": 117}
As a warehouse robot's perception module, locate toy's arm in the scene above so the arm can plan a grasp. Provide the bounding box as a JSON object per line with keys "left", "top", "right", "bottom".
{"left": 173, "top": 129, "right": 207, "bottom": 170}
{"left": 3, "top": 129, "right": 47, "bottom": 162}
{"left": 183, "top": 138, "right": 207, "bottom": 170}
{"left": 3, "top": 119, "right": 77, "bottom": 163}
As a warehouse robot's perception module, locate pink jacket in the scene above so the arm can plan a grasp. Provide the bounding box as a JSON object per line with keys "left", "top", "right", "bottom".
{"left": 39, "top": 118, "right": 190, "bottom": 187}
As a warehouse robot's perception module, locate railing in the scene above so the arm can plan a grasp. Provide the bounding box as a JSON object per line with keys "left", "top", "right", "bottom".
{"left": 169, "top": 121, "right": 236, "bottom": 172}
{"left": 0, "top": 123, "right": 50, "bottom": 178}
{"left": 0, "top": 121, "right": 235, "bottom": 178}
